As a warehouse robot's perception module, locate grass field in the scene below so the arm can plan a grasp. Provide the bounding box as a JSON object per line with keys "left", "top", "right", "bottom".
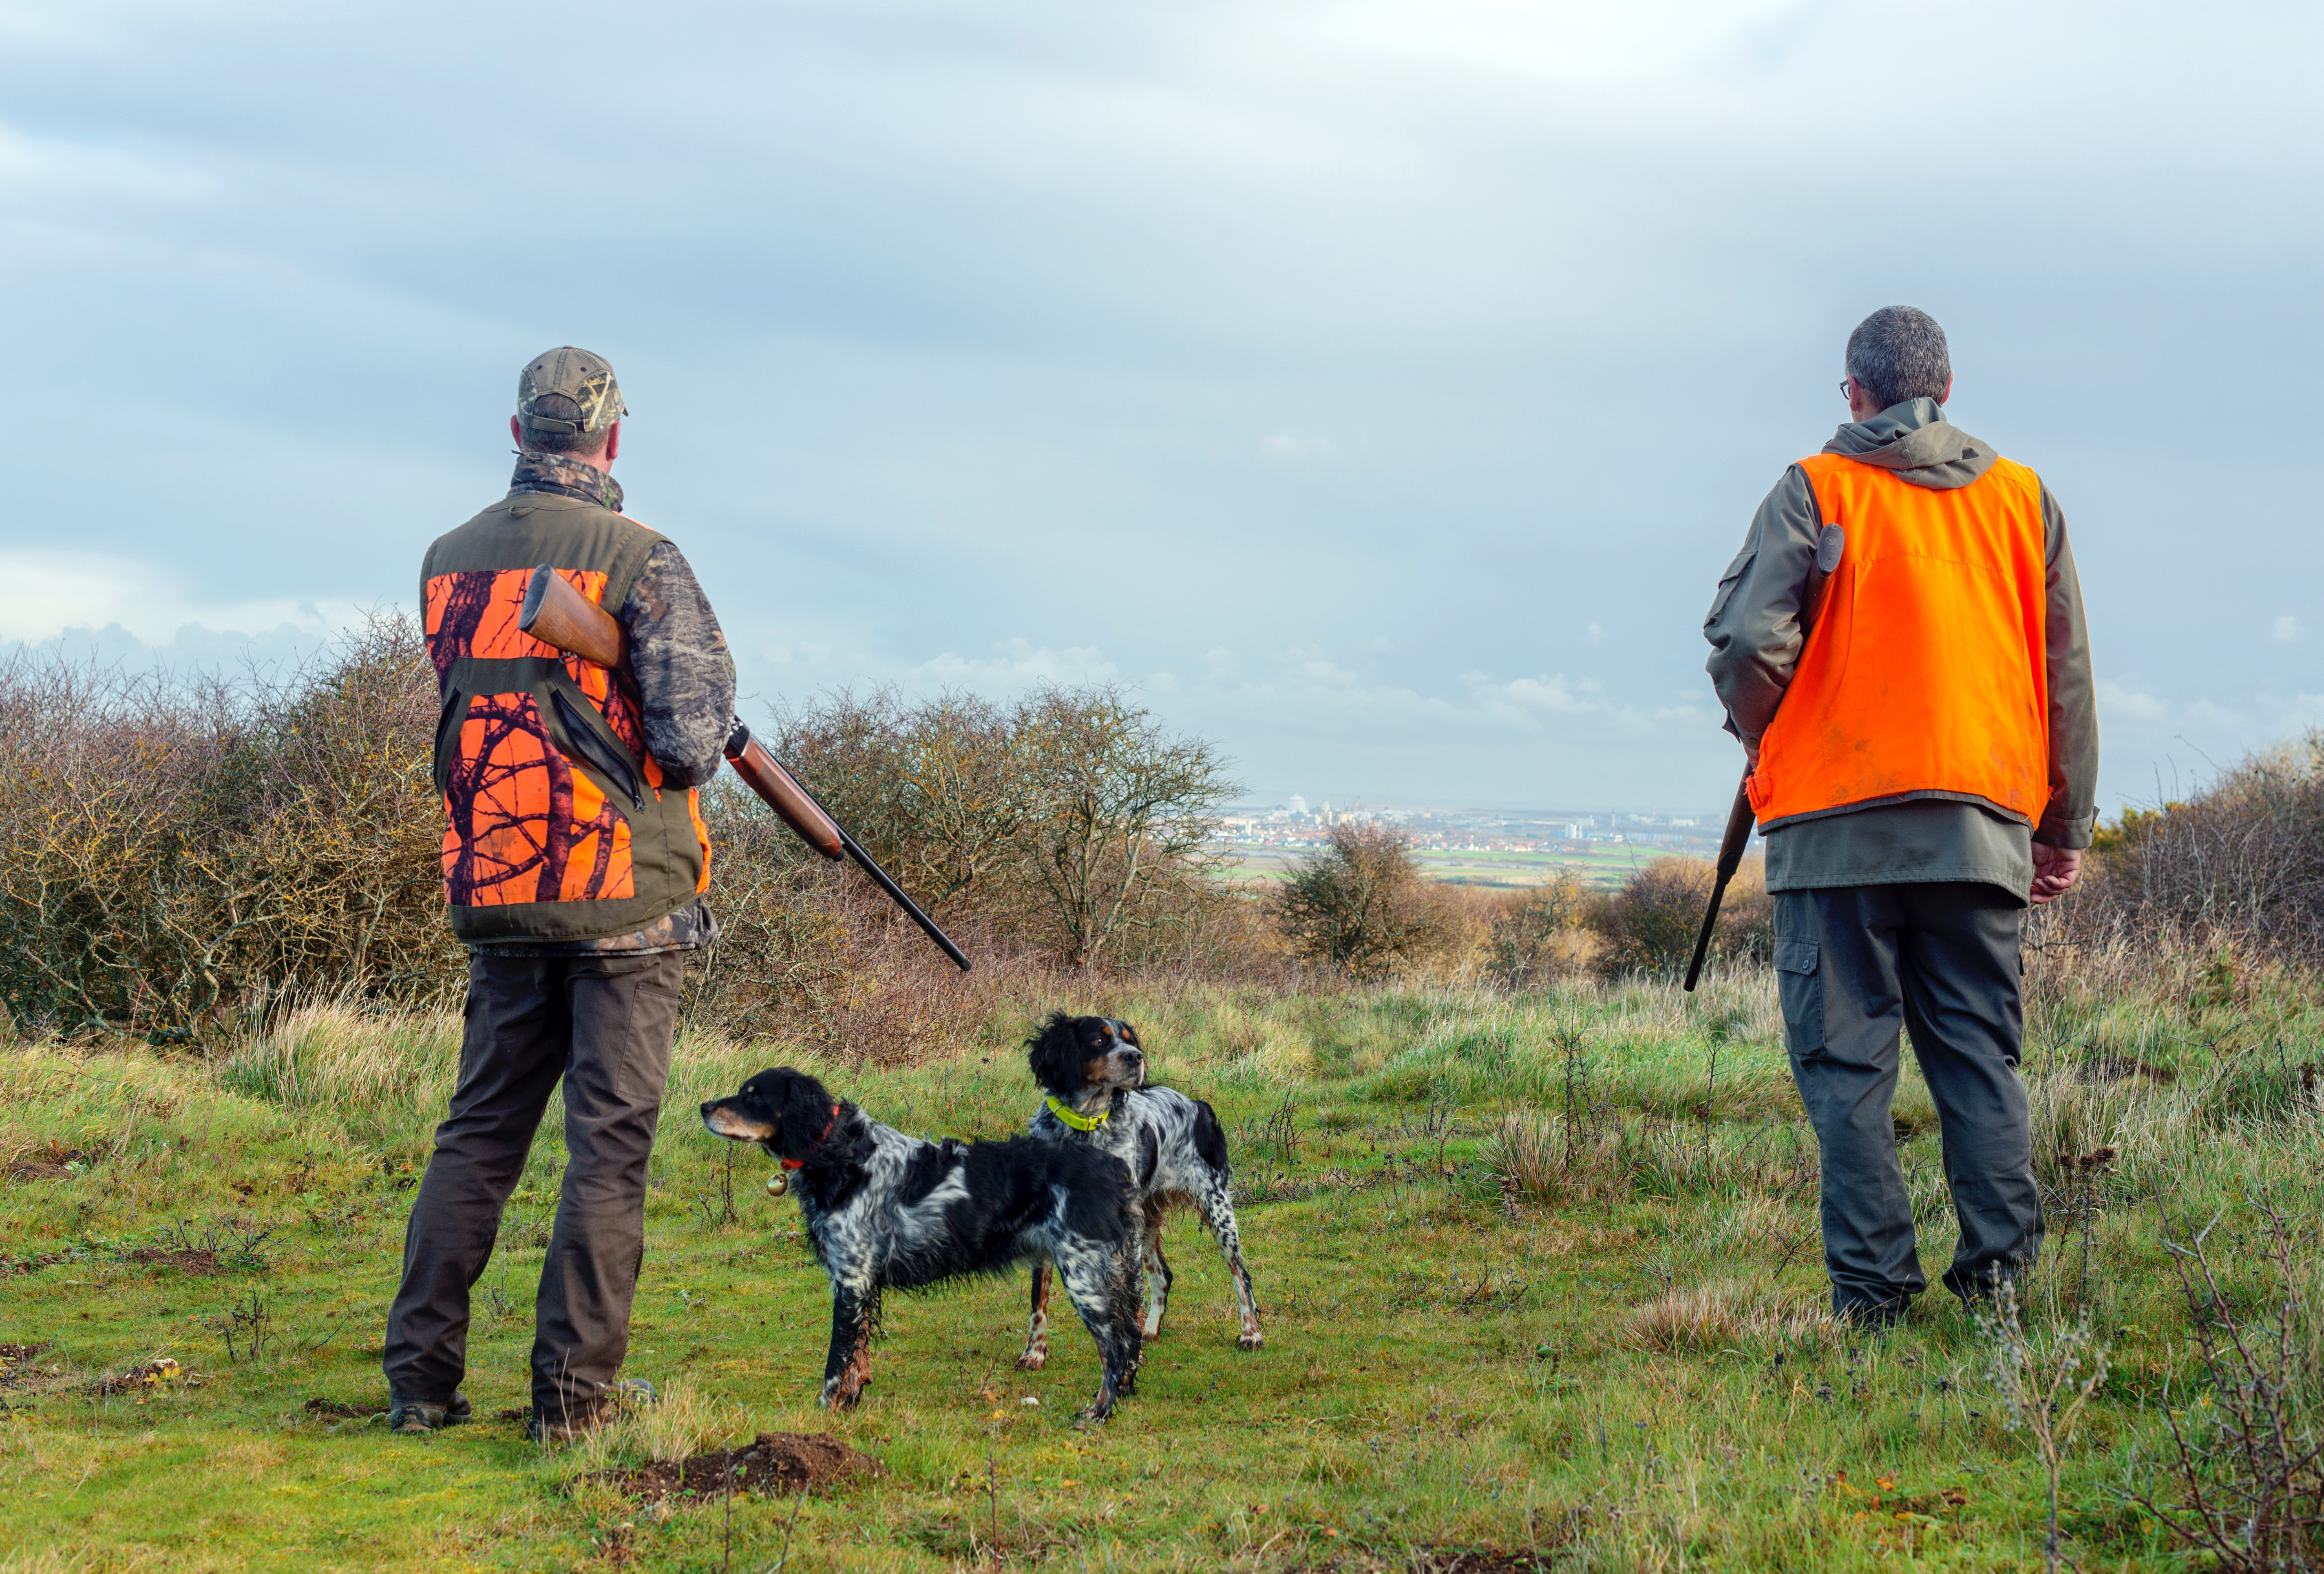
{"left": 4, "top": 950, "right": 2320, "bottom": 1571}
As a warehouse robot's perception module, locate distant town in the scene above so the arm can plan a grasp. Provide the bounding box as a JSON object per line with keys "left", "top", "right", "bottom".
{"left": 1211, "top": 795, "right": 1739, "bottom": 890}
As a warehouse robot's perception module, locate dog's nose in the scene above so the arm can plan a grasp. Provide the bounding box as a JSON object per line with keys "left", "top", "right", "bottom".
{"left": 699, "top": 1100, "right": 716, "bottom": 1116}
{"left": 1122, "top": 1048, "right": 1143, "bottom": 1064}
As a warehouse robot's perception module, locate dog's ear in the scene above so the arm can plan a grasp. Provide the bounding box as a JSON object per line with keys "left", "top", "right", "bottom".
{"left": 1026, "top": 1012, "right": 1085, "bottom": 1096}
{"left": 755, "top": 1067, "right": 839, "bottom": 1157}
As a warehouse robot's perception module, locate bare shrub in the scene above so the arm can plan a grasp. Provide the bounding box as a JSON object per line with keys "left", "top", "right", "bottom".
{"left": 0, "top": 617, "right": 460, "bottom": 1039}
{"left": 1592, "top": 857, "right": 1770, "bottom": 978}
{"left": 2066, "top": 733, "right": 2324, "bottom": 966}
{"left": 1271, "top": 820, "right": 1469, "bottom": 979}
{"left": 1486, "top": 875, "right": 1602, "bottom": 986}
{"left": 769, "top": 683, "right": 1241, "bottom": 971}
{"left": 2131, "top": 1199, "right": 2324, "bottom": 1569}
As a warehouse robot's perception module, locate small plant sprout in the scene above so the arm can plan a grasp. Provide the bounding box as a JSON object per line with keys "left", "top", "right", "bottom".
{"left": 1975, "top": 1275, "right": 2110, "bottom": 1574}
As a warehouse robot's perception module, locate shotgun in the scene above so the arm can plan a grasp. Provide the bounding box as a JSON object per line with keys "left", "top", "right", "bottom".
{"left": 517, "top": 564, "right": 972, "bottom": 973}
{"left": 1682, "top": 524, "right": 1845, "bottom": 993}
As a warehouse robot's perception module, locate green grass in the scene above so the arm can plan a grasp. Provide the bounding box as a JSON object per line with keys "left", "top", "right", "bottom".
{"left": 5, "top": 951, "right": 2324, "bottom": 1570}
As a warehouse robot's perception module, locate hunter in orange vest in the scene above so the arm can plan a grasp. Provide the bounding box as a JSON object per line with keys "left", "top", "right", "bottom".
{"left": 385, "top": 348, "right": 738, "bottom": 1442}
{"left": 1704, "top": 307, "right": 2097, "bottom": 1326}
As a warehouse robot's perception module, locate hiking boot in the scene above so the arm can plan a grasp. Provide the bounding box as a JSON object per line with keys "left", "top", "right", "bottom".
{"left": 527, "top": 1377, "right": 657, "bottom": 1444}
{"left": 387, "top": 1392, "right": 472, "bottom": 1435}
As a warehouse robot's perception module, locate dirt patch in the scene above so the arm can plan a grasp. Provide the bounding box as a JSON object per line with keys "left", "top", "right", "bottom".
{"left": 0, "top": 1342, "right": 53, "bottom": 1389}
{"left": 1, "top": 1253, "right": 66, "bottom": 1276}
{"left": 1292, "top": 1550, "right": 1554, "bottom": 1574}
{"left": 92, "top": 1357, "right": 181, "bottom": 1396}
{"left": 125, "top": 1246, "right": 223, "bottom": 1273}
{"left": 305, "top": 1397, "right": 389, "bottom": 1419}
{"left": 6, "top": 1142, "right": 96, "bottom": 1182}
{"left": 590, "top": 1432, "right": 880, "bottom": 1505}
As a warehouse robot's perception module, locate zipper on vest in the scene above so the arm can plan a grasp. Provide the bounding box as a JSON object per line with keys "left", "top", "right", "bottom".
{"left": 549, "top": 686, "right": 646, "bottom": 810}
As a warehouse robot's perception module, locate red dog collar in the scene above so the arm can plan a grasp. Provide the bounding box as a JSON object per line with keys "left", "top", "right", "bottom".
{"left": 781, "top": 1104, "right": 841, "bottom": 1170}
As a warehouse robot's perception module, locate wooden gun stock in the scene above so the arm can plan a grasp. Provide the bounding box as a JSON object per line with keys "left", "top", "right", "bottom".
{"left": 519, "top": 564, "right": 629, "bottom": 673}
{"left": 515, "top": 564, "right": 972, "bottom": 972}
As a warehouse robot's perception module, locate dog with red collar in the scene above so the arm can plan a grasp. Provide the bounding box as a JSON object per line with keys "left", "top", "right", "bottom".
{"left": 701, "top": 1066, "right": 1147, "bottom": 1418}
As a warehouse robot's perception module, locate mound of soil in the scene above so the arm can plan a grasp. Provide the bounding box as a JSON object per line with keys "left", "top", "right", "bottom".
{"left": 124, "top": 1247, "right": 222, "bottom": 1273}
{"left": 592, "top": 1432, "right": 880, "bottom": 1505}
{"left": 1293, "top": 1550, "right": 1554, "bottom": 1574}
{"left": 92, "top": 1357, "right": 181, "bottom": 1396}
{"left": 7, "top": 1142, "right": 95, "bottom": 1182}
{"left": 305, "top": 1397, "right": 388, "bottom": 1419}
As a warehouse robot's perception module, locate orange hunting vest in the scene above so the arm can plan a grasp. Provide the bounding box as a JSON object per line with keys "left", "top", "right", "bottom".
{"left": 421, "top": 495, "right": 711, "bottom": 944}
{"left": 1747, "top": 452, "right": 2051, "bottom": 832}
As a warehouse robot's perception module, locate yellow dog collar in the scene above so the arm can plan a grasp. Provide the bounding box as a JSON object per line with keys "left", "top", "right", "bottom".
{"left": 1045, "top": 1096, "right": 1109, "bottom": 1132}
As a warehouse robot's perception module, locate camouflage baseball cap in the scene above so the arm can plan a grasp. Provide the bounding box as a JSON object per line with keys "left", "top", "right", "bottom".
{"left": 517, "top": 347, "right": 628, "bottom": 436}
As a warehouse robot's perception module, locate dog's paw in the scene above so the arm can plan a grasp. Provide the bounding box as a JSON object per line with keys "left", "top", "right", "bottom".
{"left": 1013, "top": 1351, "right": 1047, "bottom": 1371}
{"left": 1236, "top": 1331, "right": 1264, "bottom": 1351}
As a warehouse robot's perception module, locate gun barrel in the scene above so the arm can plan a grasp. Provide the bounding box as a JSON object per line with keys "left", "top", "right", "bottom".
{"left": 514, "top": 564, "right": 970, "bottom": 971}
{"left": 1683, "top": 774, "right": 1757, "bottom": 993}
{"left": 724, "top": 735, "right": 846, "bottom": 860}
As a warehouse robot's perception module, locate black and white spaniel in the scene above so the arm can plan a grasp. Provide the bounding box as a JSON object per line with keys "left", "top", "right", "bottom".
{"left": 1016, "top": 1013, "right": 1262, "bottom": 1371}
{"left": 702, "top": 1066, "right": 1146, "bottom": 1419}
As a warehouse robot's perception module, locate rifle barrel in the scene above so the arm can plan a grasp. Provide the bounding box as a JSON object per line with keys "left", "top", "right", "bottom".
{"left": 515, "top": 564, "right": 970, "bottom": 970}
{"left": 1683, "top": 774, "right": 1756, "bottom": 993}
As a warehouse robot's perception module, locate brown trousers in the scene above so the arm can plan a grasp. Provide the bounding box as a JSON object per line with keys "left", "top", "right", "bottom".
{"left": 383, "top": 950, "right": 684, "bottom": 1420}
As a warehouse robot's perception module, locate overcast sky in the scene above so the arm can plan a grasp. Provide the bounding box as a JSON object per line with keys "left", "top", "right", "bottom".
{"left": 2, "top": 0, "right": 2316, "bottom": 814}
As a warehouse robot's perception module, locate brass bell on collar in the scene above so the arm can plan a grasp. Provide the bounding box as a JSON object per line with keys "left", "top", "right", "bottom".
{"left": 764, "top": 1172, "right": 789, "bottom": 1198}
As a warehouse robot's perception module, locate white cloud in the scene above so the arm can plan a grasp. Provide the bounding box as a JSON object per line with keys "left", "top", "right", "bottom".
{"left": 1148, "top": 670, "right": 1180, "bottom": 693}
{"left": 2275, "top": 614, "right": 2302, "bottom": 643}
{"left": 909, "top": 637, "right": 1119, "bottom": 690}
{"left": 2098, "top": 679, "right": 2169, "bottom": 725}
{"left": 1262, "top": 433, "right": 1336, "bottom": 459}
{"left": 0, "top": 548, "right": 359, "bottom": 646}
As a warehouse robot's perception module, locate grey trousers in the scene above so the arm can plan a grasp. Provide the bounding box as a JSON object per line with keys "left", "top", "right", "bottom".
{"left": 1774, "top": 884, "right": 2042, "bottom": 1318}
{"left": 383, "top": 949, "right": 684, "bottom": 1420}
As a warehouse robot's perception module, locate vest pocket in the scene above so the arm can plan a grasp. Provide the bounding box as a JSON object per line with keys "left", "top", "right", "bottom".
{"left": 432, "top": 685, "right": 466, "bottom": 798}
{"left": 544, "top": 679, "right": 646, "bottom": 811}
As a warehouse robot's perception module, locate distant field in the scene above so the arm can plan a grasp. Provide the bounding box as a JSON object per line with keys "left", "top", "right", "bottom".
{"left": 1216, "top": 843, "right": 1699, "bottom": 890}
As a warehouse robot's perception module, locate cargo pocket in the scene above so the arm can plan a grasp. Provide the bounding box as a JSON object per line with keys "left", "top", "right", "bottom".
{"left": 1774, "top": 935, "right": 1823, "bottom": 1061}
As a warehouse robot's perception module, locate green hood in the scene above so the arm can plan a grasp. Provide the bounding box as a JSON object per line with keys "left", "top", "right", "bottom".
{"left": 1822, "top": 397, "right": 1997, "bottom": 491}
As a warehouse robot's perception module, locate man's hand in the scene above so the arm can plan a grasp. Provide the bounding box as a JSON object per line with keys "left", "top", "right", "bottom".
{"left": 2030, "top": 842, "right": 2083, "bottom": 906}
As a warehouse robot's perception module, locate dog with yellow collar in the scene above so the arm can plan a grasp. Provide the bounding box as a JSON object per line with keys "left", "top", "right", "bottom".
{"left": 1018, "top": 1013, "right": 1263, "bottom": 1371}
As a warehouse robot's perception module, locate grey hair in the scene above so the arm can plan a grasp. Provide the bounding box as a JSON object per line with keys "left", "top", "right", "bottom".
{"left": 1845, "top": 306, "right": 1951, "bottom": 411}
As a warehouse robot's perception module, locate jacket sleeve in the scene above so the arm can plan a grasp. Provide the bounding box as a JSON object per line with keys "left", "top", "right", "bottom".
{"left": 1703, "top": 465, "right": 1821, "bottom": 742}
{"left": 616, "top": 539, "right": 737, "bottom": 789}
{"left": 2036, "top": 484, "right": 2099, "bottom": 848}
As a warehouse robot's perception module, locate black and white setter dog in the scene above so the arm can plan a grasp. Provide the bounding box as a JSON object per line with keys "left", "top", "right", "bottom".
{"left": 701, "top": 1066, "right": 1146, "bottom": 1419}
{"left": 1016, "top": 1013, "right": 1262, "bottom": 1371}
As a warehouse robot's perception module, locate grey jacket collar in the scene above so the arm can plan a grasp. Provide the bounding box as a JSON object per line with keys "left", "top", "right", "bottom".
{"left": 1821, "top": 398, "right": 1997, "bottom": 491}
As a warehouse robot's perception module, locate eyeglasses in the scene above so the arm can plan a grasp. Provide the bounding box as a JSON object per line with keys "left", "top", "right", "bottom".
{"left": 1838, "top": 378, "right": 1853, "bottom": 400}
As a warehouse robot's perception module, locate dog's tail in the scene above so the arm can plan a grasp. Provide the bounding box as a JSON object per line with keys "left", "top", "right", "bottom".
{"left": 1191, "top": 1098, "right": 1231, "bottom": 1176}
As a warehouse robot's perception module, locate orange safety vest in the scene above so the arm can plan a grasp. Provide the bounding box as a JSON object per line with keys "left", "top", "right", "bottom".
{"left": 421, "top": 494, "right": 711, "bottom": 944}
{"left": 1747, "top": 451, "right": 2051, "bottom": 832}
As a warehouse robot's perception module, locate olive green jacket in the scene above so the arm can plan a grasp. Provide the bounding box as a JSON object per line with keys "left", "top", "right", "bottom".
{"left": 1703, "top": 400, "right": 2099, "bottom": 898}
